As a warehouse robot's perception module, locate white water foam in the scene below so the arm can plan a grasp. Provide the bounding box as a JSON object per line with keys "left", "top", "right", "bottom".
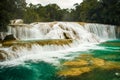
{"left": 0, "top": 40, "right": 103, "bottom": 66}
{"left": 7, "top": 22, "right": 99, "bottom": 42}
{"left": 1, "top": 22, "right": 116, "bottom": 66}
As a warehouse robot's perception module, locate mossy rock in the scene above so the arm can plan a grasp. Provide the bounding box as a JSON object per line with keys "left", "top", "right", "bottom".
{"left": 2, "top": 39, "right": 73, "bottom": 47}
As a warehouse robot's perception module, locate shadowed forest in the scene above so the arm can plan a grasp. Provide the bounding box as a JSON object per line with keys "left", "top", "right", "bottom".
{"left": 0, "top": 0, "right": 120, "bottom": 31}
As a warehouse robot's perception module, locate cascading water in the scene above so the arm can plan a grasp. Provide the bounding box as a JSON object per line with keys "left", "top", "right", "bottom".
{"left": 1, "top": 22, "right": 117, "bottom": 41}
{"left": 0, "top": 22, "right": 118, "bottom": 62}
{"left": 0, "top": 32, "right": 7, "bottom": 40}
{"left": 0, "top": 22, "right": 100, "bottom": 62}
{"left": 7, "top": 22, "right": 99, "bottom": 42}
{"left": 84, "top": 23, "right": 116, "bottom": 39}
{"left": 0, "top": 21, "right": 120, "bottom": 80}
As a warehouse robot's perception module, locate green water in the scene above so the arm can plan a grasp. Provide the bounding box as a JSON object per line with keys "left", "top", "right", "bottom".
{"left": 0, "top": 40, "right": 120, "bottom": 80}
{"left": 0, "top": 61, "right": 58, "bottom": 80}
{"left": 91, "top": 40, "right": 120, "bottom": 62}
{"left": 68, "top": 40, "right": 120, "bottom": 80}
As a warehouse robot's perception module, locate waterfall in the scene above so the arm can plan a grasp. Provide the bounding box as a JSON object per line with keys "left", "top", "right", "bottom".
{"left": 0, "top": 21, "right": 118, "bottom": 62}
{"left": 7, "top": 22, "right": 99, "bottom": 42}
{"left": 0, "top": 41, "right": 79, "bottom": 61}
{"left": 0, "top": 32, "right": 7, "bottom": 40}
{"left": 6, "top": 22, "right": 118, "bottom": 41}
{"left": 84, "top": 23, "right": 117, "bottom": 40}
{"left": 115, "top": 26, "right": 120, "bottom": 39}
{"left": 0, "top": 22, "right": 100, "bottom": 62}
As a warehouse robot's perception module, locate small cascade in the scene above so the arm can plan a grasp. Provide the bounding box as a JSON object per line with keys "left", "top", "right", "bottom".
{"left": 8, "top": 24, "right": 43, "bottom": 40}
{"left": 84, "top": 23, "right": 116, "bottom": 40}
{"left": 0, "top": 40, "right": 81, "bottom": 61}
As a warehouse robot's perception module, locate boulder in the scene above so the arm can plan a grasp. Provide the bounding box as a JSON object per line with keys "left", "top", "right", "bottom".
{"left": 63, "top": 32, "right": 73, "bottom": 39}
{"left": 3, "top": 34, "right": 16, "bottom": 41}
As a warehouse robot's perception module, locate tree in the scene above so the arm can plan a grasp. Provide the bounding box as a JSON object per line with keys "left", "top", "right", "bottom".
{"left": 0, "top": 0, "right": 13, "bottom": 31}
{"left": 99, "top": 0, "right": 120, "bottom": 25}
{"left": 45, "top": 4, "right": 61, "bottom": 21}
{"left": 0, "top": 0, "right": 120, "bottom": 27}
{"left": 24, "top": 3, "right": 40, "bottom": 23}
{"left": 71, "top": 0, "right": 120, "bottom": 25}
{"left": 0, "top": 0, "right": 26, "bottom": 32}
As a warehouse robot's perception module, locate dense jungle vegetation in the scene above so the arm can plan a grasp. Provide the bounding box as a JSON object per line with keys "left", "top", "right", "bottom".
{"left": 0, "top": 0, "right": 120, "bottom": 31}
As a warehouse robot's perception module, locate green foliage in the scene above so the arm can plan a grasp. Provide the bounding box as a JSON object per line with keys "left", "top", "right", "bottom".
{"left": 0, "top": 0, "right": 12, "bottom": 31}
{"left": 24, "top": 4, "right": 40, "bottom": 23}
{"left": 99, "top": 0, "right": 120, "bottom": 25}
{"left": 0, "top": 0, "right": 120, "bottom": 32}
{"left": 0, "top": 0, "right": 26, "bottom": 32}
{"left": 23, "top": 3, "right": 64, "bottom": 23}
{"left": 71, "top": 0, "right": 120, "bottom": 25}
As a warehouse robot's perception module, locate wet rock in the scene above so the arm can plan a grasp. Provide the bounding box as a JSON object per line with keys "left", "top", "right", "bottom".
{"left": 0, "top": 50, "right": 8, "bottom": 61}
{"left": 0, "top": 35, "right": 2, "bottom": 41}
{"left": 2, "top": 39, "right": 73, "bottom": 47}
{"left": 0, "top": 39, "right": 2, "bottom": 43}
{"left": 3, "top": 34, "right": 16, "bottom": 42}
{"left": 116, "top": 26, "right": 120, "bottom": 39}
{"left": 63, "top": 32, "right": 72, "bottom": 39}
